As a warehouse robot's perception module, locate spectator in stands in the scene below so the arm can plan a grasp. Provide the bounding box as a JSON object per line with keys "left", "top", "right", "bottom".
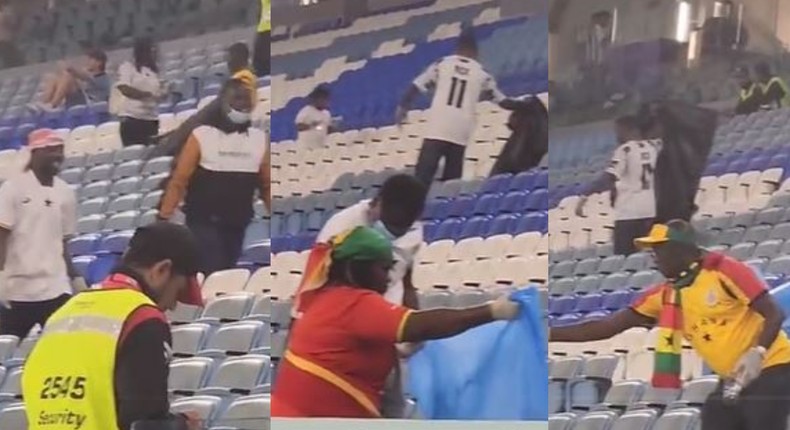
{"left": 116, "top": 37, "right": 164, "bottom": 147}
{"left": 575, "top": 115, "right": 661, "bottom": 256}
{"left": 734, "top": 65, "right": 762, "bottom": 116}
{"left": 295, "top": 85, "right": 337, "bottom": 149}
{"left": 397, "top": 29, "right": 526, "bottom": 186}
{"left": 755, "top": 62, "right": 790, "bottom": 110}
{"left": 254, "top": 0, "right": 270, "bottom": 76}
{"left": 272, "top": 226, "right": 520, "bottom": 418}
{"left": 152, "top": 42, "right": 258, "bottom": 158}
{"left": 159, "top": 79, "right": 269, "bottom": 275}
{"left": 0, "top": 129, "right": 86, "bottom": 339}
{"left": 228, "top": 42, "right": 257, "bottom": 102}
{"left": 22, "top": 222, "right": 203, "bottom": 430}
{"left": 31, "top": 48, "right": 110, "bottom": 112}
{"left": 490, "top": 95, "right": 548, "bottom": 175}
{"left": 550, "top": 220, "right": 790, "bottom": 430}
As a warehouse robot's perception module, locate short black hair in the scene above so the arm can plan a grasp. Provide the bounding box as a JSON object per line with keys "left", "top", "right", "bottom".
{"left": 122, "top": 222, "right": 200, "bottom": 276}
{"left": 457, "top": 29, "right": 478, "bottom": 52}
{"left": 378, "top": 173, "right": 427, "bottom": 222}
{"left": 755, "top": 62, "right": 771, "bottom": 77}
{"left": 615, "top": 115, "right": 640, "bottom": 131}
{"left": 228, "top": 42, "right": 250, "bottom": 63}
{"left": 86, "top": 48, "right": 107, "bottom": 70}
{"left": 309, "top": 85, "right": 330, "bottom": 100}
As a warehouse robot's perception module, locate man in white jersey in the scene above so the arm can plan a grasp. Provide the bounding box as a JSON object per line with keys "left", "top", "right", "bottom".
{"left": 295, "top": 85, "right": 338, "bottom": 150}
{"left": 0, "top": 129, "right": 87, "bottom": 339}
{"left": 397, "top": 29, "right": 526, "bottom": 186}
{"left": 575, "top": 115, "right": 662, "bottom": 256}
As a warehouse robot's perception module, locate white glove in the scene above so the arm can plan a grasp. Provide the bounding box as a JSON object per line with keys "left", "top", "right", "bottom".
{"left": 70, "top": 277, "right": 89, "bottom": 293}
{"left": 488, "top": 295, "right": 520, "bottom": 320}
{"left": 732, "top": 346, "right": 765, "bottom": 387}
{"left": 396, "top": 342, "right": 424, "bottom": 359}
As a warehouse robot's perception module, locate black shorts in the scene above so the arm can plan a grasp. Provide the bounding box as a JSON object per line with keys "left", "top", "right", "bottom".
{"left": 120, "top": 117, "right": 160, "bottom": 147}
{"left": 702, "top": 363, "right": 790, "bottom": 430}
{"left": 0, "top": 294, "right": 71, "bottom": 339}
{"left": 613, "top": 218, "right": 654, "bottom": 256}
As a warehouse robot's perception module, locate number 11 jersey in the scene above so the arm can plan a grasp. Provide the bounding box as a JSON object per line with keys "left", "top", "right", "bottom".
{"left": 413, "top": 55, "right": 505, "bottom": 146}
{"left": 606, "top": 139, "right": 662, "bottom": 221}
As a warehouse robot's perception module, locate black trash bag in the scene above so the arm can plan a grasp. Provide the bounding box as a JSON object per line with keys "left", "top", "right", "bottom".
{"left": 489, "top": 96, "right": 548, "bottom": 177}
{"left": 637, "top": 101, "right": 718, "bottom": 223}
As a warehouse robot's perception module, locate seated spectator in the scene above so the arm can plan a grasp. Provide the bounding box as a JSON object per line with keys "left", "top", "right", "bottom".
{"left": 734, "top": 65, "right": 761, "bottom": 115}
{"left": 756, "top": 62, "right": 790, "bottom": 110}
{"left": 30, "top": 48, "right": 110, "bottom": 112}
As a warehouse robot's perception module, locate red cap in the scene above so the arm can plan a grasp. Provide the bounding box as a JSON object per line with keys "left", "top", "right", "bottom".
{"left": 28, "top": 129, "right": 64, "bottom": 150}
{"left": 178, "top": 276, "right": 204, "bottom": 306}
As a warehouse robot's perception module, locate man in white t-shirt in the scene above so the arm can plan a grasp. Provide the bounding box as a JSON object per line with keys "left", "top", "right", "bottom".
{"left": 575, "top": 115, "right": 662, "bottom": 256}
{"left": 295, "top": 85, "right": 338, "bottom": 150}
{"left": 397, "top": 29, "right": 526, "bottom": 186}
{"left": 0, "top": 129, "right": 86, "bottom": 339}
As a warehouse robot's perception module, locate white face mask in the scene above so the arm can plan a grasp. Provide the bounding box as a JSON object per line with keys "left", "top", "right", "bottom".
{"left": 227, "top": 108, "right": 251, "bottom": 124}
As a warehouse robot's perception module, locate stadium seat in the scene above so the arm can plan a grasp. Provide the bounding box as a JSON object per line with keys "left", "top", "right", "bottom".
{"left": 169, "top": 357, "right": 215, "bottom": 397}
{"left": 197, "top": 354, "right": 270, "bottom": 397}
{"left": 211, "top": 394, "right": 270, "bottom": 429}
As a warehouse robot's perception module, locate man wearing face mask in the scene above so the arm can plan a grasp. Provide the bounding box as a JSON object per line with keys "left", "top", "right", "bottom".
{"left": 22, "top": 222, "right": 203, "bottom": 430}
{"left": 159, "top": 79, "right": 270, "bottom": 274}
{"left": 0, "top": 129, "right": 86, "bottom": 340}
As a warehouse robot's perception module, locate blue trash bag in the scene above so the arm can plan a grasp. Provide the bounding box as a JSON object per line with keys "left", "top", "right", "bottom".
{"left": 406, "top": 287, "right": 548, "bottom": 421}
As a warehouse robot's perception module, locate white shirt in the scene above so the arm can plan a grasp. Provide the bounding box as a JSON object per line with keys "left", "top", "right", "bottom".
{"left": 116, "top": 61, "right": 161, "bottom": 121}
{"left": 295, "top": 104, "right": 331, "bottom": 149}
{"left": 413, "top": 55, "right": 505, "bottom": 146}
{"left": 317, "top": 199, "right": 423, "bottom": 306}
{"left": 0, "top": 171, "right": 77, "bottom": 302}
{"left": 606, "top": 139, "right": 662, "bottom": 221}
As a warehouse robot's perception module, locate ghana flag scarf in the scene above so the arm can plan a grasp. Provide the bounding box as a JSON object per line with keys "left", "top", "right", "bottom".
{"left": 653, "top": 261, "right": 701, "bottom": 388}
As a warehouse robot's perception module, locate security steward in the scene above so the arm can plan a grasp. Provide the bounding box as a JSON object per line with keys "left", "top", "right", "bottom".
{"left": 734, "top": 66, "right": 761, "bottom": 115}
{"left": 22, "top": 222, "right": 203, "bottom": 430}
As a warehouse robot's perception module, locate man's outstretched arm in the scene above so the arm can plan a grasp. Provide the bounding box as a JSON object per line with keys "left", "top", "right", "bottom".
{"left": 550, "top": 308, "right": 655, "bottom": 342}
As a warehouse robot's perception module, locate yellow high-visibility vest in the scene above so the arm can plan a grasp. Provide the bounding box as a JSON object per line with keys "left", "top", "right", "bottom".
{"left": 761, "top": 76, "right": 790, "bottom": 108}
{"left": 259, "top": 0, "right": 271, "bottom": 32}
{"left": 23, "top": 289, "right": 155, "bottom": 430}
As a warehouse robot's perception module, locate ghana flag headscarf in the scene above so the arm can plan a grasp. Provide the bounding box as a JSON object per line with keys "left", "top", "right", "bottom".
{"left": 293, "top": 226, "right": 393, "bottom": 318}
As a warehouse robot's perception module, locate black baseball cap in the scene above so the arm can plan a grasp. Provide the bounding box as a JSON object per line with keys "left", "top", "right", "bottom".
{"left": 125, "top": 222, "right": 203, "bottom": 306}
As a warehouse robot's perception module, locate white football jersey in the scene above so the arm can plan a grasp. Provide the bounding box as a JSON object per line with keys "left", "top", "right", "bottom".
{"left": 605, "top": 139, "right": 662, "bottom": 221}
{"left": 413, "top": 55, "right": 504, "bottom": 146}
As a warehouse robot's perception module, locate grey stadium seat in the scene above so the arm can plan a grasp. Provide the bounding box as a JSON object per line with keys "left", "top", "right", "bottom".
{"left": 652, "top": 408, "right": 700, "bottom": 430}
{"left": 212, "top": 394, "right": 270, "bottom": 430}
{"left": 549, "top": 413, "right": 576, "bottom": 430}
{"left": 85, "top": 151, "right": 114, "bottom": 168}
{"left": 768, "top": 255, "right": 790, "bottom": 276}
{"left": 108, "top": 193, "right": 142, "bottom": 213}
{"left": 573, "top": 258, "right": 600, "bottom": 277}
{"left": 568, "top": 355, "right": 620, "bottom": 410}
{"left": 593, "top": 380, "right": 646, "bottom": 411}
{"left": 77, "top": 214, "right": 106, "bottom": 234}
{"left": 551, "top": 260, "right": 576, "bottom": 279}
{"left": 726, "top": 242, "right": 755, "bottom": 260}
{"left": 198, "top": 354, "right": 270, "bottom": 396}
{"left": 79, "top": 197, "right": 109, "bottom": 217}
{"left": 81, "top": 180, "right": 111, "bottom": 199}
{"left": 0, "top": 335, "right": 18, "bottom": 364}
{"left": 770, "top": 222, "right": 790, "bottom": 241}
{"left": 0, "top": 367, "right": 22, "bottom": 402}
{"left": 140, "top": 172, "right": 169, "bottom": 193}
{"left": 113, "top": 144, "right": 148, "bottom": 164}
{"left": 59, "top": 167, "right": 84, "bottom": 184}
{"left": 112, "top": 160, "right": 144, "bottom": 180}
{"left": 171, "top": 323, "right": 211, "bottom": 358}
{"left": 199, "top": 294, "right": 255, "bottom": 323}
{"left": 755, "top": 207, "right": 785, "bottom": 226}
{"left": 0, "top": 403, "right": 26, "bottom": 429}
{"left": 450, "top": 289, "right": 488, "bottom": 307}
{"left": 621, "top": 253, "right": 648, "bottom": 272}
{"left": 110, "top": 176, "right": 142, "bottom": 196}
{"left": 716, "top": 227, "right": 745, "bottom": 246}
{"left": 573, "top": 275, "right": 602, "bottom": 295}
{"left": 668, "top": 376, "right": 719, "bottom": 410}
{"left": 199, "top": 321, "right": 266, "bottom": 357}
{"left": 628, "top": 386, "right": 681, "bottom": 411}
{"left": 728, "top": 211, "right": 755, "bottom": 229}
{"left": 168, "top": 357, "right": 215, "bottom": 397}
{"left": 752, "top": 239, "right": 783, "bottom": 260}
{"left": 419, "top": 291, "right": 452, "bottom": 308}
{"left": 610, "top": 409, "right": 658, "bottom": 430}
{"left": 550, "top": 278, "right": 576, "bottom": 296}
{"left": 629, "top": 270, "right": 660, "bottom": 290}
{"left": 104, "top": 210, "right": 139, "bottom": 231}
{"left": 600, "top": 272, "right": 629, "bottom": 291}
{"left": 142, "top": 156, "right": 174, "bottom": 176}
{"left": 84, "top": 164, "right": 113, "bottom": 183}
{"left": 571, "top": 410, "right": 617, "bottom": 430}
{"left": 597, "top": 255, "right": 625, "bottom": 275}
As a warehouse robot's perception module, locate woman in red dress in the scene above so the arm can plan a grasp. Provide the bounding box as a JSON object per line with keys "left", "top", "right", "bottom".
{"left": 272, "top": 226, "right": 520, "bottom": 418}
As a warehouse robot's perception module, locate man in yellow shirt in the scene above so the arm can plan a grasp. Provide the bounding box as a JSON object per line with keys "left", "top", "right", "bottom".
{"left": 550, "top": 219, "right": 790, "bottom": 430}
{"left": 254, "top": 0, "right": 270, "bottom": 76}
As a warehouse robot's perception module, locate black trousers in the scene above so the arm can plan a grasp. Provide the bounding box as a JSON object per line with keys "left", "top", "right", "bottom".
{"left": 186, "top": 217, "right": 247, "bottom": 275}
{"left": 414, "top": 138, "right": 466, "bottom": 186}
{"left": 254, "top": 31, "right": 270, "bottom": 76}
{"left": 702, "top": 363, "right": 790, "bottom": 430}
{"left": 0, "top": 294, "right": 71, "bottom": 339}
{"left": 120, "top": 117, "right": 160, "bottom": 147}
{"left": 613, "top": 218, "right": 654, "bottom": 256}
